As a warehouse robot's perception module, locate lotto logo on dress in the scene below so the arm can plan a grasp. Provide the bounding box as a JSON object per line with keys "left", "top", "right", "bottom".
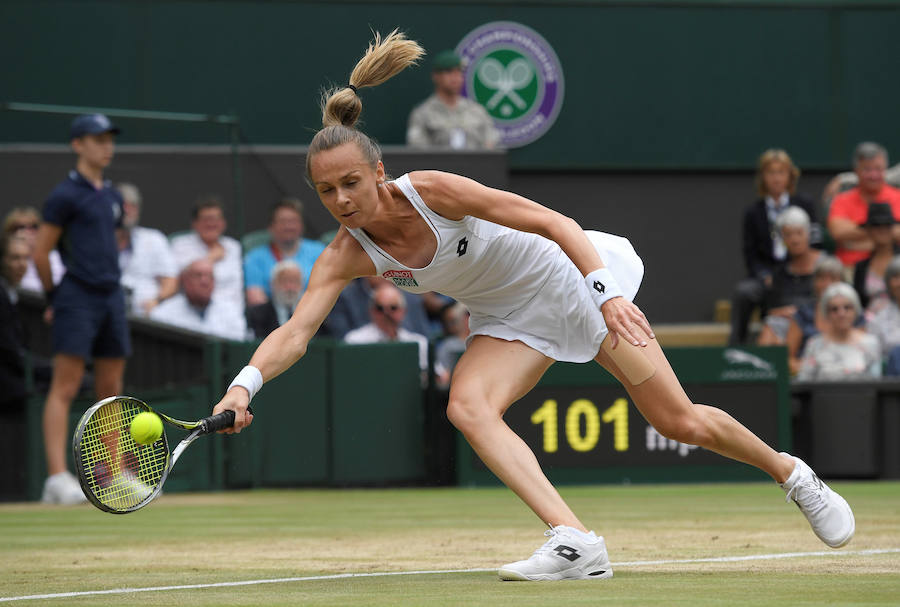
{"left": 456, "top": 21, "right": 565, "bottom": 148}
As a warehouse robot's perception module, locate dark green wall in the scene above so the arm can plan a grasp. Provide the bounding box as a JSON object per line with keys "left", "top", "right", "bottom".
{"left": 2, "top": 1, "right": 899, "bottom": 169}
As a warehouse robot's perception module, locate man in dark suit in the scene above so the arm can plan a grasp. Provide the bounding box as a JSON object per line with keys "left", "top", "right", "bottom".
{"left": 730, "top": 149, "right": 821, "bottom": 345}
{"left": 0, "top": 233, "right": 29, "bottom": 414}
{"left": 247, "top": 260, "right": 303, "bottom": 339}
{"left": 1, "top": 233, "right": 31, "bottom": 500}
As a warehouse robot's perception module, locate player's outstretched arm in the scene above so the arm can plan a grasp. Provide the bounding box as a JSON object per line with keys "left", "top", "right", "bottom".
{"left": 213, "top": 232, "right": 374, "bottom": 432}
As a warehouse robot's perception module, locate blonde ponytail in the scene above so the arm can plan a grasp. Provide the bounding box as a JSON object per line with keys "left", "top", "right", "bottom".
{"left": 308, "top": 30, "right": 424, "bottom": 180}
{"left": 321, "top": 29, "right": 425, "bottom": 129}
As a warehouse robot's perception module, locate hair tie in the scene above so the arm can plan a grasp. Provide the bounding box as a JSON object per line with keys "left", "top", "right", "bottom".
{"left": 347, "top": 84, "right": 358, "bottom": 94}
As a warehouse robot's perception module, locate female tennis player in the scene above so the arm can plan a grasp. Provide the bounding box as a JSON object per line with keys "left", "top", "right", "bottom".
{"left": 214, "top": 31, "right": 854, "bottom": 580}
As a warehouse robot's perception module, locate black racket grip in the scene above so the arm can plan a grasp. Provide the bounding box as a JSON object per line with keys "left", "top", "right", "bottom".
{"left": 200, "top": 406, "right": 254, "bottom": 434}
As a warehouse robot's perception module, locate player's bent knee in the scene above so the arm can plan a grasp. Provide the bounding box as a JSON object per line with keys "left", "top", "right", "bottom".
{"left": 652, "top": 413, "right": 708, "bottom": 446}
{"left": 445, "top": 396, "right": 476, "bottom": 433}
{"left": 446, "top": 393, "right": 494, "bottom": 435}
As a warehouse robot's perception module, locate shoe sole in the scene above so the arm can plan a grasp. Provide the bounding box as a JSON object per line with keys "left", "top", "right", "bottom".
{"left": 498, "top": 566, "right": 613, "bottom": 581}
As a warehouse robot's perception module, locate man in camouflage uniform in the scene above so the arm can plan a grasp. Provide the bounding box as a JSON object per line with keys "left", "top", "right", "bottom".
{"left": 406, "top": 50, "right": 501, "bottom": 150}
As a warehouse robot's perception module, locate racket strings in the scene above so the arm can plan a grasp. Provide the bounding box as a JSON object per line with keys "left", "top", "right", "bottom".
{"left": 78, "top": 399, "right": 168, "bottom": 511}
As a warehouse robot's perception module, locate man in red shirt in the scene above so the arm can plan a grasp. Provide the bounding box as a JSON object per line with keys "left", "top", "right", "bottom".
{"left": 828, "top": 142, "right": 900, "bottom": 266}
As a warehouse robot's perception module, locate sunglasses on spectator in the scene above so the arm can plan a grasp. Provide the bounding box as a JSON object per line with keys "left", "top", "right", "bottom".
{"left": 827, "top": 303, "right": 855, "bottom": 313}
{"left": 11, "top": 223, "right": 39, "bottom": 231}
{"left": 374, "top": 303, "right": 402, "bottom": 313}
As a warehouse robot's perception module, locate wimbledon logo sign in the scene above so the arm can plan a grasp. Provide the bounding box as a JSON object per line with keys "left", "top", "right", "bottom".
{"left": 455, "top": 21, "right": 565, "bottom": 148}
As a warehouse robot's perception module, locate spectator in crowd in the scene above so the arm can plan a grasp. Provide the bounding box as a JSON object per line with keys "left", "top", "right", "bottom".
{"left": 3, "top": 206, "right": 65, "bottom": 292}
{"left": 406, "top": 50, "right": 500, "bottom": 150}
{"left": 784, "top": 255, "right": 846, "bottom": 375}
{"left": 867, "top": 255, "right": 900, "bottom": 374}
{"left": 827, "top": 142, "right": 900, "bottom": 267}
{"left": 150, "top": 258, "right": 247, "bottom": 341}
{"left": 796, "top": 282, "right": 881, "bottom": 381}
{"left": 170, "top": 195, "right": 244, "bottom": 320}
{"left": 325, "top": 276, "right": 433, "bottom": 339}
{"left": 434, "top": 301, "right": 469, "bottom": 388}
{"left": 730, "top": 149, "right": 821, "bottom": 345}
{"left": 34, "top": 113, "right": 129, "bottom": 504}
{"left": 116, "top": 182, "right": 177, "bottom": 316}
{"left": 344, "top": 283, "right": 441, "bottom": 378}
{"left": 757, "top": 207, "right": 821, "bottom": 346}
{"left": 0, "top": 233, "right": 30, "bottom": 416}
{"left": 821, "top": 160, "right": 900, "bottom": 208}
{"left": 247, "top": 260, "right": 304, "bottom": 339}
{"left": 852, "top": 202, "right": 899, "bottom": 316}
{"left": 243, "top": 198, "right": 325, "bottom": 306}
{"left": 0, "top": 233, "right": 30, "bottom": 499}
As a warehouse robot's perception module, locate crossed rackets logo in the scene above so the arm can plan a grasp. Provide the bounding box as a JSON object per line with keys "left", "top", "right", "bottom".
{"left": 472, "top": 51, "right": 538, "bottom": 120}
{"left": 457, "top": 21, "right": 565, "bottom": 147}
{"left": 477, "top": 57, "right": 534, "bottom": 115}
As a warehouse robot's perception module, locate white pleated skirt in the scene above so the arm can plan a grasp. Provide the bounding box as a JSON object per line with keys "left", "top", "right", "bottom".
{"left": 467, "top": 230, "right": 644, "bottom": 363}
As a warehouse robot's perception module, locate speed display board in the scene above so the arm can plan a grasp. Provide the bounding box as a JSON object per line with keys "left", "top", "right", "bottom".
{"left": 456, "top": 346, "right": 791, "bottom": 485}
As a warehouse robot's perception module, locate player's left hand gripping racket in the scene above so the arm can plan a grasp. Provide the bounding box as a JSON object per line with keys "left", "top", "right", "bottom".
{"left": 72, "top": 395, "right": 251, "bottom": 514}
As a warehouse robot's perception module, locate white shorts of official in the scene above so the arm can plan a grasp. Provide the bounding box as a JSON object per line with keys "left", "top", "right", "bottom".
{"left": 467, "top": 230, "right": 644, "bottom": 363}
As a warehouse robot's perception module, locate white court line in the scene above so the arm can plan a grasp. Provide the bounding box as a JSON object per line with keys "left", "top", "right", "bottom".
{"left": 1, "top": 548, "right": 897, "bottom": 603}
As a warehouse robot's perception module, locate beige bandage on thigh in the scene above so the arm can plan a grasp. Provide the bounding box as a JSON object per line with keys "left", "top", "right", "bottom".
{"left": 601, "top": 336, "right": 656, "bottom": 385}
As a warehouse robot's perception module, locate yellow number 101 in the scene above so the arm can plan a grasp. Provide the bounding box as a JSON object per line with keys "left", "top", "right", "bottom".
{"left": 530, "top": 398, "right": 629, "bottom": 453}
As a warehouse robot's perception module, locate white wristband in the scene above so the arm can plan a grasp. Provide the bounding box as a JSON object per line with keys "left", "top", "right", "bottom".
{"left": 228, "top": 365, "right": 263, "bottom": 402}
{"left": 585, "top": 268, "right": 624, "bottom": 308}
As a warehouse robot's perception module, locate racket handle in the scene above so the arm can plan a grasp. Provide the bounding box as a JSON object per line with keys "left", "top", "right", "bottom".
{"left": 199, "top": 406, "right": 254, "bottom": 434}
{"left": 200, "top": 410, "right": 234, "bottom": 434}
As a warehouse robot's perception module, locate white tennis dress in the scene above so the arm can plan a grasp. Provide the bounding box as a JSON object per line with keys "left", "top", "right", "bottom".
{"left": 346, "top": 174, "right": 644, "bottom": 363}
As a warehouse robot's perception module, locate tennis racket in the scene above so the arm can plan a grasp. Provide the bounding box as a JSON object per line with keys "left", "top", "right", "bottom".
{"left": 72, "top": 395, "right": 251, "bottom": 514}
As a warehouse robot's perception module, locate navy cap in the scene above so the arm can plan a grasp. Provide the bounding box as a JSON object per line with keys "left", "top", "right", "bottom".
{"left": 69, "top": 113, "right": 121, "bottom": 139}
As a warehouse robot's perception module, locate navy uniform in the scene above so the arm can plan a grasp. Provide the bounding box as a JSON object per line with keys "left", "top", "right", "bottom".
{"left": 43, "top": 159, "right": 130, "bottom": 359}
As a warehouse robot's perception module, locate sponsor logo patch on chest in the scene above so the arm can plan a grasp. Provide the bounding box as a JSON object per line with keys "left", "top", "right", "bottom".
{"left": 383, "top": 269, "right": 419, "bottom": 287}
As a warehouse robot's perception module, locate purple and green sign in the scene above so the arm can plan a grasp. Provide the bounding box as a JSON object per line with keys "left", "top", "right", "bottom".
{"left": 456, "top": 21, "right": 565, "bottom": 148}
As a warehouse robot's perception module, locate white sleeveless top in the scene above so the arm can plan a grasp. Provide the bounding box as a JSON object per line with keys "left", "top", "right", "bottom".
{"left": 347, "top": 174, "right": 644, "bottom": 362}
{"left": 348, "top": 174, "right": 562, "bottom": 318}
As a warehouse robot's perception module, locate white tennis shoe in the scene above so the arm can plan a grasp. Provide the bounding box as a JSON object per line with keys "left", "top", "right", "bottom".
{"left": 781, "top": 454, "right": 855, "bottom": 548}
{"left": 499, "top": 525, "right": 613, "bottom": 581}
{"left": 41, "top": 471, "right": 87, "bottom": 505}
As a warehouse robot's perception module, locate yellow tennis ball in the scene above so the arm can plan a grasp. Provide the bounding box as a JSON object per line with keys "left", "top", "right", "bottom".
{"left": 130, "top": 412, "right": 163, "bottom": 445}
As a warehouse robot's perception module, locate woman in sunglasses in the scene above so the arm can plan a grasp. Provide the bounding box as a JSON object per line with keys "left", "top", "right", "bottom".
{"left": 343, "top": 282, "right": 437, "bottom": 381}
{"left": 213, "top": 31, "right": 856, "bottom": 579}
{"left": 796, "top": 282, "right": 882, "bottom": 381}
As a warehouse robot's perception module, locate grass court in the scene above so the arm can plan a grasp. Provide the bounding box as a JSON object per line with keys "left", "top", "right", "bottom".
{"left": 1, "top": 481, "right": 898, "bottom": 605}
